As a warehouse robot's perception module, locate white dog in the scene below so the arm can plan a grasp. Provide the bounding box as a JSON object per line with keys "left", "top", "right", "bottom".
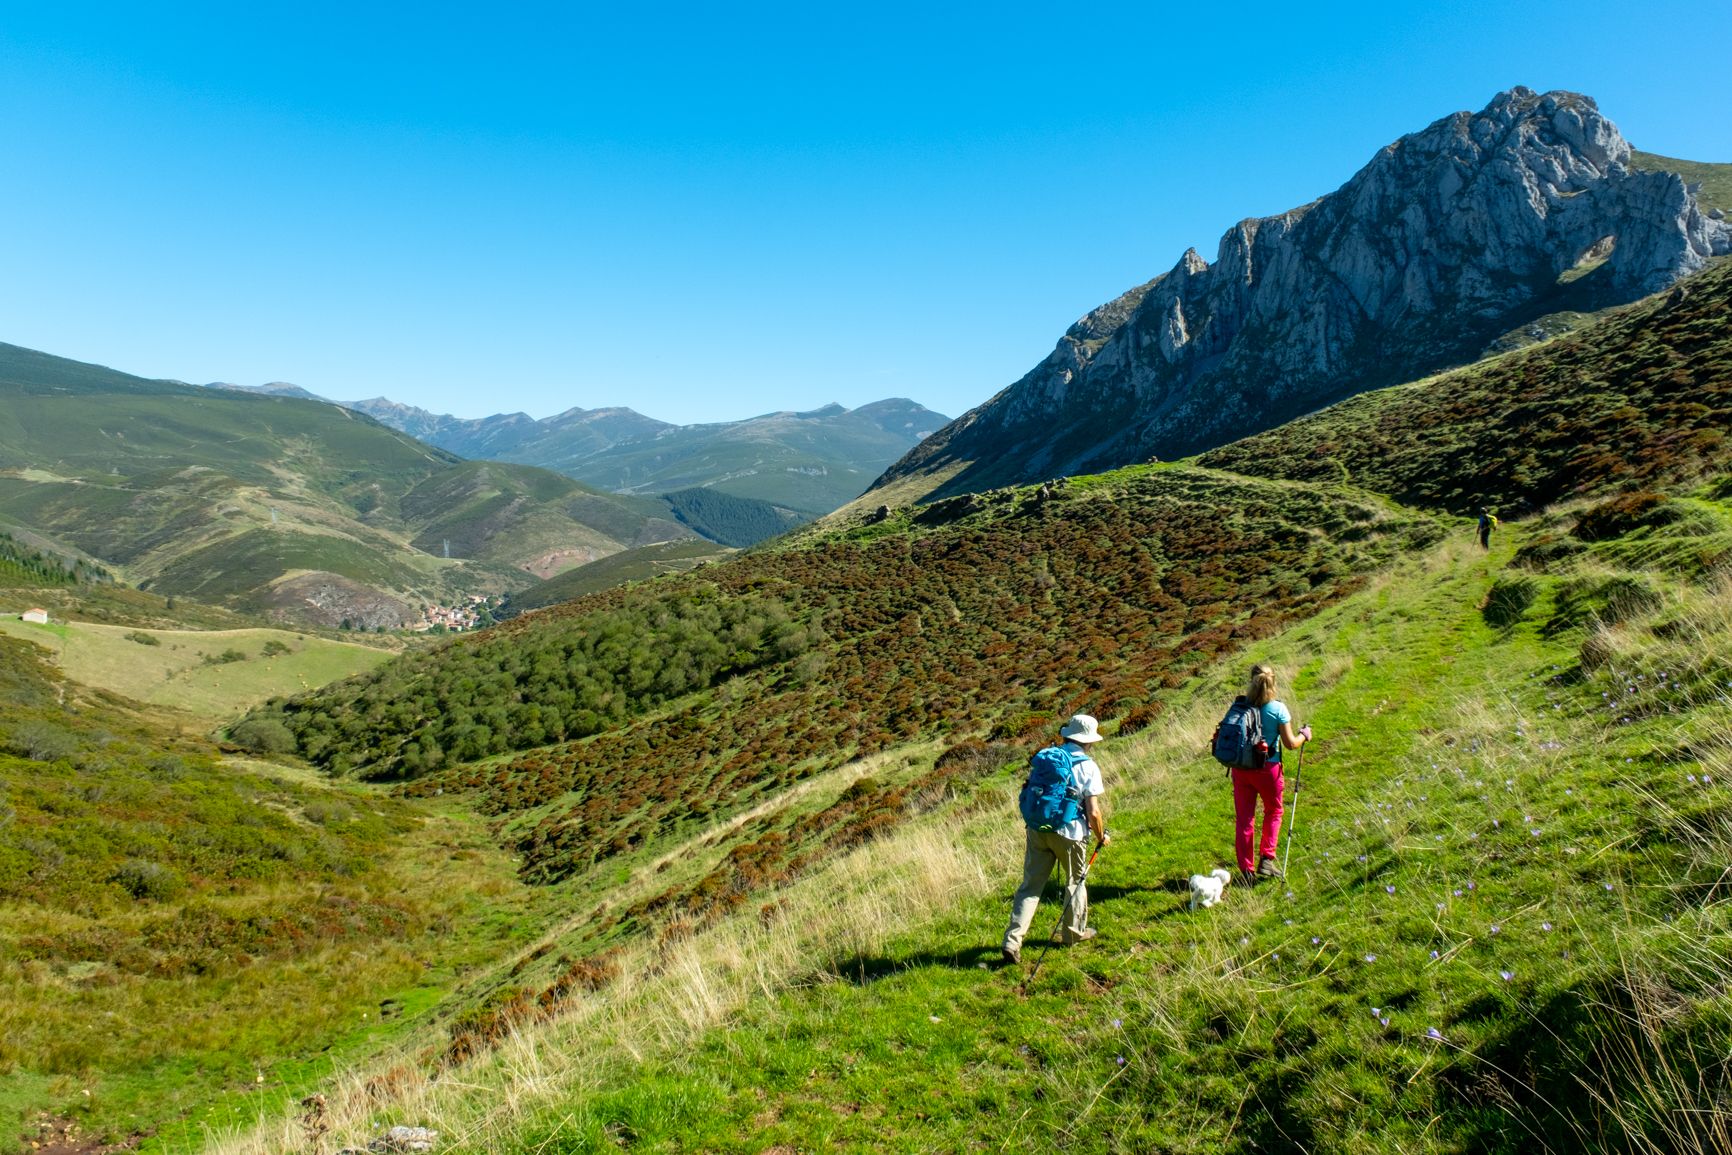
{"left": 1188, "top": 868, "right": 1232, "bottom": 910}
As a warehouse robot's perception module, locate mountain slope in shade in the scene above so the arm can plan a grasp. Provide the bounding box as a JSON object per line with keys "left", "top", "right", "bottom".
{"left": 871, "top": 87, "right": 1732, "bottom": 503}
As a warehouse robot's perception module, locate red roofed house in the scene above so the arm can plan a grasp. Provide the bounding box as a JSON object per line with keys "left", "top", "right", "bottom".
{"left": 22, "top": 608, "right": 48, "bottom": 624}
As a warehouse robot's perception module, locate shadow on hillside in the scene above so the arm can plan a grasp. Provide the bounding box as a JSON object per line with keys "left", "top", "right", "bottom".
{"left": 828, "top": 946, "right": 1004, "bottom": 985}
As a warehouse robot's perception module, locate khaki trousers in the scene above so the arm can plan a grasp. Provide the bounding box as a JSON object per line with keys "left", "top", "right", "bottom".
{"left": 1003, "top": 828, "right": 1089, "bottom": 952}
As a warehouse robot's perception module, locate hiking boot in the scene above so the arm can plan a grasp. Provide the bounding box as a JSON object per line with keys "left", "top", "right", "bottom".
{"left": 1062, "top": 927, "right": 1098, "bottom": 945}
{"left": 1256, "top": 856, "right": 1284, "bottom": 881}
{"left": 1001, "top": 946, "right": 1021, "bottom": 966}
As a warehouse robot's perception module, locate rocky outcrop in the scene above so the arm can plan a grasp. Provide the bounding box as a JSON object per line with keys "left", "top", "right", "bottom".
{"left": 261, "top": 572, "right": 410, "bottom": 630}
{"left": 876, "top": 88, "right": 1732, "bottom": 499}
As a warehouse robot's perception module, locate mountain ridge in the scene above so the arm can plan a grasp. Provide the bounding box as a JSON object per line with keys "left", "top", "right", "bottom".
{"left": 352, "top": 394, "right": 951, "bottom": 515}
{"left": 872, "top": 87, "right": 1732, "bottom": 502}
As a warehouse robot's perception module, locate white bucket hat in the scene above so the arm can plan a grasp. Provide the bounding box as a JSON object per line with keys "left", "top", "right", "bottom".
{"left": 1060, "top": 713, "right": 1103, "bottom": 744}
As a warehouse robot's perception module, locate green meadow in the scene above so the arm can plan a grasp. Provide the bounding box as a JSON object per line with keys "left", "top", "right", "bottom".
{"left": 0, "top": 616, "right": 395, "bottom": 722}
{"left": 192, "top": 494, "right": 1732, "bottom": 1155}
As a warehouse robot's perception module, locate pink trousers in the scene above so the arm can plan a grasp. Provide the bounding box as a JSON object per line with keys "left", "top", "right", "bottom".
{"left": 1232, "top": 764, "right": 1285, "bottom": 871}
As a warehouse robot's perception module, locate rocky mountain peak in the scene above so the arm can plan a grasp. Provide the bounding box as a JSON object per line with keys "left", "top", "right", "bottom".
{"left": 874, "top": 89, "right": 1730, "bottom": 501}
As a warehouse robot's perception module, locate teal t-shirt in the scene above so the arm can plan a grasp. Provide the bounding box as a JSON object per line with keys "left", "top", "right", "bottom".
{"left": 1260, "top": 700, "right": 1291, "bottom": 763}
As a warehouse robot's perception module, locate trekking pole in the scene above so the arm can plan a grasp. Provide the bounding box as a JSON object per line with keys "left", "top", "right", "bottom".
{"left": 1281, "top": 742, "right": 1307, "bottom": 878}
{"left": 1019, "top": 838, "right": 1106, "bottom": 996}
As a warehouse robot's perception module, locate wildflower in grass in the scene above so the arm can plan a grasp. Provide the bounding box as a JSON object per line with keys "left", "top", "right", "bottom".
{"left": 1469, "top": 832, "right": 1479, "bottom": 840}
{"left": 1530, "top": 828, "right": 1541, "bottom": 837}
{"left": 1427, "top": 1027, "right": 1443, "bottom": 1040}
{"left": 1429, "top": 950, "right": 1440, "bottom": 960}
{"left": 1311, "top": 937, "right": 1321, "bottom": 945}
{"left": 1386, "top": 885, "right": 1396, "bottom": 894}
{"left": 1115, "top": 1055, "right": 1125, "bottom": 1067}
{"left": 1111, "top": 1019, "right": 1122, "bottom": 1029}
{"left": 1492, "top": 819, "right": 1500, "bottom": 828}
{"left": 1500, "top": 970, "right": 1514, "bottom": 982}
{"left": 1541, "top": 922, "right": 1552, "bottom": 931}
{"left": 1466, "top": 881, "right": 1476, "bottom": 890}
{"left": 1605, "top": 882, "right": 1614, "bottom": 891}
{"left": 1490, "top": 924, "right": 1501, "bottom": 935}
{"left": 1380, "top": 1016, "right": 1390, "bottom": 1027}
{"left": 1453, "top": 889, "right": 1463, "bottom": 897}
{"left": 929, "top": 1015, "right": 941, "bottom": 1023}
{"left": 1364, "top": 953, "right": 1378, "bottom": 963}
{"left": 1272, "top": 952, "right": 1280, "bottom": 961}
{"left": 1371, "top": 1006, "right": 1381, "bottom": 1017}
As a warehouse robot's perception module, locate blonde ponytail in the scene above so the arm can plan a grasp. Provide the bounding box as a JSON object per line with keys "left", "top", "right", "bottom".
{"left": 1247, "top": 664, "right": 1278, "bottom": 707}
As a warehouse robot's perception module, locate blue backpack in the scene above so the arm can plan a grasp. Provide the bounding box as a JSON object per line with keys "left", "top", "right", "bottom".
{"left": 1020, "top": 746, "right": 1086, "bottom": 832}
{"left": 1211, "top": 696, "right": 1267, "bottom": 770}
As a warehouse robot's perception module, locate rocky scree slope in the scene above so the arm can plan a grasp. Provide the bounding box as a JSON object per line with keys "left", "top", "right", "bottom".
{"left": 877, "top": 87, "right": 1730, "bottom": 501}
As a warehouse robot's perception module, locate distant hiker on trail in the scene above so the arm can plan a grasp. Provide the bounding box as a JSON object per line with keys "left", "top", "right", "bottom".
{"left": 1001, "top": 714, "right": 1110, "bottom": 965}
{"left": 1477, "top": 508, "right": 1499, "bottom": 550}
{"left": 1214, "top": 664, "right": 1309, "bottom": 884}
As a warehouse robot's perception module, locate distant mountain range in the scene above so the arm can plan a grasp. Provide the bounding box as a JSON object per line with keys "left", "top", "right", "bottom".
{"left": 201, "top": 387, "right": 950, "bottom": 518}
{"left": 870, "top": 88, "right": 1732, "bottom": 503}
{"left": 0, "top": 343, "right": 731, "bottom": 625}
{"left": 346, "top": 396, "right": 949, "bottom": 515}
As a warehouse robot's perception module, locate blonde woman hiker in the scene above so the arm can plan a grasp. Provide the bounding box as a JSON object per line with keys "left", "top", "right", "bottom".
{"left": 1231, "top": 664, "right": 1310, "bottom": 884}
{"left": 1001, "top": 714, "right": 1110, "bottom": 965}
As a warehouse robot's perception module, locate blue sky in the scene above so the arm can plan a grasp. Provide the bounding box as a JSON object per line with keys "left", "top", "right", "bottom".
{"left": 0, "top": 1, "right": 1726, "bottom": 424}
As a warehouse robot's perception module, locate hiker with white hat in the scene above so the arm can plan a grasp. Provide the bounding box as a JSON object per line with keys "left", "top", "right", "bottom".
{"left": 1001, "top": 713, "right": 1111, "bottom": 964}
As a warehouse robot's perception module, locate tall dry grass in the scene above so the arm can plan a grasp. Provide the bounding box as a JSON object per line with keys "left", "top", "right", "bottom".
{"left": 205, "top": 682, "right": 1230, "bottom": 1154}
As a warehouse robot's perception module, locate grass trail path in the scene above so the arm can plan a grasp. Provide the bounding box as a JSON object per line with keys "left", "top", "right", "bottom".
{"left": 489, "top": 525, "right": 1730, "bottom": 1153}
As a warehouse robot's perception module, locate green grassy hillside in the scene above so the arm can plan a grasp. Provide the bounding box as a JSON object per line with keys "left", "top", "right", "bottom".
{"left": 0, "top": 343, "right": 714, "bottom": 619}
{"left": 0, "top": 632, "right": 558, "bottom": 1155}
{"left": 0, "top": 615, "right": 395, "bottom": 722}
{"left": 507, "top": 539, "right": 733, "bottom": 614}
{"left": 397, "top": 461, "right": 696, "bottom": 577}
{"left": 201, "top": 490, "right": 1732, "bottom": 1155}
{"left": 1198, "top": 257, "right": 1732, "bottom": 514}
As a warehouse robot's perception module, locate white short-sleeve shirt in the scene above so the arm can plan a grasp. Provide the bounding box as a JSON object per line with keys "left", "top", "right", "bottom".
{"left": 1057, "top": 740, "right": 1104, "bottom": 843}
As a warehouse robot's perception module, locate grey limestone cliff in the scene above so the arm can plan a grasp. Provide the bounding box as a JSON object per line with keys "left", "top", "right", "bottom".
{"left": 877, "top": 87, "right": 1731, "bottom": 499}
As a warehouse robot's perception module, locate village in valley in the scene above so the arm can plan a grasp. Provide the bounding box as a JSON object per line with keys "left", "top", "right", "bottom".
{"left": 409, "top": 592, "right": 504, "bottom": 633}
